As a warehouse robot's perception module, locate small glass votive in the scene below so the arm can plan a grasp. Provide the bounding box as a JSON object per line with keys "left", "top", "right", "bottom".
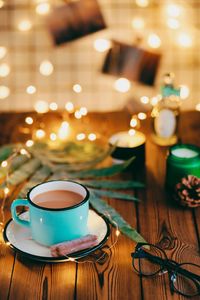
{"left": 109, "top": 130, "right": 146, "bottom": 167}
{"left": 165, "top": 144, "right": 200, "bottom": 190}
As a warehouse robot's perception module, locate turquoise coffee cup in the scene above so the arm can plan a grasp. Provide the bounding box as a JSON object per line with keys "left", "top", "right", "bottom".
{"left": 11, "top": 180, "right": 89, "bottom": 246}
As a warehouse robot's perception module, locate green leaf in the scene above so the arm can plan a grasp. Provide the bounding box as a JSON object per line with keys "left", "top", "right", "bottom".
{"left": 79, "top": 180, "right": 145, "bottom": 189}
{"left": 70, "top": 156, "right": 135, "bottom": 179}
{"left": 91, "top": 189, "right": 139, "bottom": 202}
{"left": 18, "top": 165, "right": 52, "bottom": 198}
{"left": 89, "top": 191, "right": 146, "bottom": 244}
{"left": 0, "top": 145, "right": 14, "bottom": 162}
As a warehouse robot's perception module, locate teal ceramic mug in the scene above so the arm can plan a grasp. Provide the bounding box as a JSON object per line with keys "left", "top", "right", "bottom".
{"left": 11, "top": 180, "right": 90, "bottom": 246}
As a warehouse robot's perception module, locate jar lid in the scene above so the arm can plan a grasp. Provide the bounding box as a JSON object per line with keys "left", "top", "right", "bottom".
{"left": 169, "top": 144, "right": 200, "bottom": 160}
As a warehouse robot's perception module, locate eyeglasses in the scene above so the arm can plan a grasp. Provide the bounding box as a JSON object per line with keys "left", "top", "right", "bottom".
{"left": 131, "top": 243, "right": 200, "bottom": 298}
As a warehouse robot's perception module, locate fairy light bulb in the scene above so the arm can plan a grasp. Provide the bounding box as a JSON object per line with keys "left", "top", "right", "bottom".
{"left": 151, "top": 96, "right": 159, "bottom": 106}
{"left": 26, "top": 140, "right": 34, "bottom": 147}
{"left": 114, "top": 78, "right": 131, "bottom": 93}
{"left": 26, "top": 85, "right": 36, "bottom": 94}
{"left": 4, "top": 187, "right": 10, "bottom": 195}
{"left": 130, "top": 117, "right": 138, "bottom": 128}
{"left": 73, "top": 84, "right": 82, "bottom": 93}
{"left": 0, "top": 63, "right": 10, "bottom": 77}
{"left": 58, "top": 122, "right": 70, "bottom": 140}
{"left": 135, "top": 0, "right": 149, "bottom": 7}
{"left": 50, "top": 133, "right": 57, "bottom": 141}
{"left": 49, "top": 102, "right": 58, "bottom": 111}
{"left": 76, "top": 133, "right": 86, "bottom": 141}
{"left": 131, "top": 17, "right": 145, "bottom": 30}
{"left": 36, "top": 2, "right": 50, "bottom": 15}
{"left": 138, "top": 112, "right": 147, "bottom": 120}
{"left": 128, "top": 129, "right": 136, "bottom": 136}
{"left": 140, "top": 96, "right": 149, "bottom": 104}
{"left": 74, "top": 110, "right": 82, "bottom": 119}
{"left": 177, "top": 33, "right": 192, "bottom": 48}
{"left": 88, "top": 133, "right": 96, "bottom": 141}
{"left": 0, "top": 46, "right": 7, "bottom": 59}
{"left": 195, "top": 103, "right": 200, "bottom": 111}
{"left": 166, "top": 4, "right": 181, "bottom": 18}
{"left": 180, "top": 85, "right": 190, "bottom": 99}
{"left": 80, "top": 107, "right": 87, "bottom": 116}
{"left": 0, "top": 86, "right": 10, "bottom": 99}
{"left": 116, "top": 229, "right": 120, "bottom": 237}
{"left": 65, "top": 102, "right": 74, "bottom": 113}
{"left": 20, "top": 148, "right": 28, "bottom": 155}
{"left": 93, "top": 39, "right": 111, "bottom": 52}
{"left": 34, "top": 100, "right": 49, "bottom": 113}
{"left": 18, "top": 20, "right": 32, "bottom": 31}
{"left": 167, "top": 18, "right": 180, "bottom": 30}
{"left": 25, "top": 116, "right": 33, "bottom": 125}
{"left": 1, "top": 160, "right": 8, "bottom": 168}
{"left": 148, "top": 33, "right": 161, "bottom": 48}
{"left": 36, "top": 129, "right": 45, "bottom": 139}
{"left": 39, "top": 60, "right": 54, "bottom": 76}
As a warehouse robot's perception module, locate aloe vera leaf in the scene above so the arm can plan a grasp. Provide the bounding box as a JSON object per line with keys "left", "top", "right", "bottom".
{"left": 79, "top": 180, "right": 145, "bottom": 189}
{"left": 91, "top": 189, "right": 139, "bottom": 202}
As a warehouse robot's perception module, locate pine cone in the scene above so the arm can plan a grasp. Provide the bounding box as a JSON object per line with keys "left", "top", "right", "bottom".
{"left": 174, "top": 175, "right": 200, "bottom": 208}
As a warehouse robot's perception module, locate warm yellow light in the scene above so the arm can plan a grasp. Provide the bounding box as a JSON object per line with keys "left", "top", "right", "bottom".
{"left": 20, "top": 148, "right": 28, "bottom": 155}
{"left": 180, "top": 85, "right": 190, "bottom": 99}
{"left": 195, "top": 103, "right": 200, "bottom": 111}
{"left": 26, "top": 85, "right": 36, "bottom": 94}
{"left": 80, "top": 107, "right": 88, "bottom": 116}
{"left": 151, "top": 96, "right": 159, "bottom": 106}
{"left": 116, "top": 229, "right": 120, "bottom": 237}
{"left": 36, "top": 2, "right": 50, "bottom": 15}
{"left": 130, "top": 117, "right": 138, "bottom": 128}
{"left": 135, "top": 0, "right": 149, "bottom": 7}
{"left": 1, "top": 160, "right": 8, "bottom": 168}
{"left": 128, "top": 129, "right": 136, "bottom": 136}
{"left": 0, "top": 63, "right": 10, "bottom": 77}
{"left": 25, "top": 116, "right": 33, "bottom": 125}
{"left": 73, "top": 84, "right": 82, "bottom": 93}
{"left": 0, "top": 1, "right": 4, "bottom": 8}
{"left": 114, "top": 78, "right": 131, "bottom": 93}
{"left": 0, "top": 46, "right": 7, "bottom": 59}
{"left": 39, "top": 60, "right": 54, "bottom": 76}
{"left": 88, "top": 133, "right": 96, "bottom": 141}
{"left": 147, "top": 33, "right": 161, "bottom": 48}
{"left": 4, "top": 187, "right": 10, "bottom": 195}
{"left": 140, "top": 96, "right": 149, "bottom": 104}
{"left": 74, "top": 110, "right": 82, "bottom": 119}
{"left": 50, "top": 133, "right": 57, "bottom": 141}
{"left": 166, "top": 4, "right": 181, "bottom": 18}
{"left": 131, "top": 17, "right": 145, "bottom": 30}
{"left": 36, "top": 129, "right": 45, "bottom": 139}
{"left": 18, "top": 20, "right": 32, "bottom": 32}
{"left": 93, "top": 39, "right": 111, "bottom": 52}
{"left": 34, "top": 100, "right": 49, "bottom": 113}
{"left": 26, "top": 140, "right": 34, "bottom": 147}
{"left": 76, "top": 133, "right": 86, "bottom": 141}
{"left": 177, "top": 33, "right": 192, "bottom": 48}
{"left": 49, "top": 102, "right": 58, "bottom": 111}
{"left": 65, "top": 102, "right": 74, "bottom": 113}
{"left": 167, "top": 18, "right": 180, "bottom": 30}
{"left": 0, "top": 86, "right": 10, "bottom": 99}
{"left": 138, "top": 112, "right": 147, "bottom": 120}
{"left": 58, "top": 122, "right": 70, "bottom": 140}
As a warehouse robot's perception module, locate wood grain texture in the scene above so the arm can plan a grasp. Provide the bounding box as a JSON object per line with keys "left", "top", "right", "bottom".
{"left": 0, "top": 110, "right": 199, "bottom": 300}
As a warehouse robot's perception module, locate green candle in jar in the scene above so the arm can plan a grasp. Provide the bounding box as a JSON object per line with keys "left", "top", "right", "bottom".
{"left": 166, "top": 144, "right": 200, "bottom": 190}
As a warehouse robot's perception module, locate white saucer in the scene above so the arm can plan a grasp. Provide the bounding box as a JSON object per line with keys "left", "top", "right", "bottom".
{"left": 3, "top": 209, "right": 110, "bottom": 263}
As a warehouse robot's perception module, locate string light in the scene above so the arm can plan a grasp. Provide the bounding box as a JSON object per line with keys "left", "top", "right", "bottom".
{"left": 114, "top": 78, "right": 131, "bottom": 93}
{"left": 129, "top": 129, "right": 136, "bottom": 136}
{"left": 36, "top": 129, "right": 46, "bottom": 139}
{"left": 36, "top": 2, "right": 50, "bottom": 15}
{"left": 135, "top": 0, "right": 149, "bottom": 8}
{"left": 167, "top": 18, "right": 180, "bottom": 30}
{"left": 74, "top": 110, "right": 82, "bottom": 119}
{"left": 115, "top": 229, "right": 120, "bottom": 237}
{"left": 65, "top": 102, "right": 74, "bottom": 113}
{"left": 138, "top": 112, "right": 147, "bottom": 120}
{"left": 140, "top": 96, "right": 149, "bottom": 104}
{"left": 1, "top": 161, "right": 8, "bottom": 168}
{"left": 0, "top": 86, "right": 10, "bottom": 99}
{"left": 73, "top": 84, "right": 82, "bottom": 93}
{"left": 20, "top": 148, "right": 28, "bottom": 155}
{"left": 131, "top": 17, "right": 145, "bottom": 30}
{"left": 195, "top": 103, "right": 200, "bottom": 111}
{"left": 50, "top": 133, "right": 57, "bottom": 141}
{"left": 147, "top": 33, "right": 161, "bottom": 48}
{"left": 49, "top": 102, "right": 58, "bottom": 111}
{"left": 79, "top": 107, "right": 88, "bottom": 116}
{"left": 4, "top": 187, "right": 9, "bottom": 195}
{"left": 39, "top": 60, "right": 54, "bottom": 76}
{"left": 26, "top": 85, "right": 36, "bottom": 94}
{"left": 0, "top": 46, "right": 7, "bottom": 59}
{"left": 180, "top": 85, "right": 190, "bottom": 99}
{"left": 130, "top": 117, "right": 138, "bottom": 128}
{"left": 58, "top": 122, "right": 70, "bottom": 140}
{"left": 151, "top": 96, "right": 159, "bottom": 106}
{"left": 26, "top": 140, "right": 34, "bottom": 147}
{"left": 88, "top": 133, "right": 96, "bottom": 141}
{"left": 34, "top": 100, "right": 49, "bottom": 113}
{"left": 93, "top": 39, "right": 111, "bottom": 52}
{"left": 25, "top": 116, "right": 33, "bottom": 125}
{"left": 166, "top": 4, "right": 181, "bottom": 18}
{"left": 76, "top": 133, "right": 86, "bottom": 141}
{"left": 0, "top": 63, "right": 10, "bottom": 77}
{"left": 18, "top": 20, "right": 32, "bottom": 31}
{"left": 177, "top": 32, "right": 192, "bottom": 48}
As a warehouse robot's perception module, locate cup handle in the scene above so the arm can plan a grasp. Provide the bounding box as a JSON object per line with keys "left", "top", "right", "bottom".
{"left": 11, "top": 199, "right": 30, "bottom": 228}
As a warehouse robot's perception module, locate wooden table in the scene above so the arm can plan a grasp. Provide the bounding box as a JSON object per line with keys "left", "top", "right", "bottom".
{"left": 0, "top": 110, "right": 199, "bottom": 300}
